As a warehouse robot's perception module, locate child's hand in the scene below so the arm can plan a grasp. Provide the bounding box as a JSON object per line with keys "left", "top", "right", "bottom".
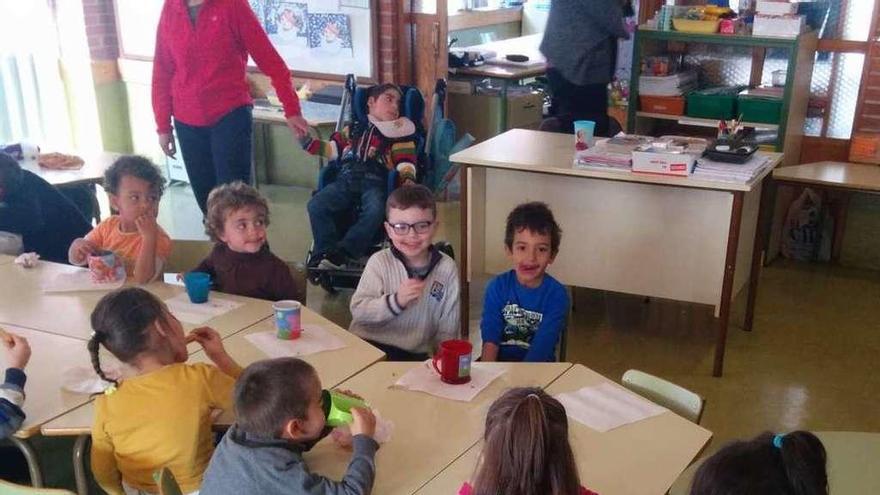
{"left": 135, "top": 213, "right": 159, "bottom": 240}
{"left": 396, "top": 278, "right": 427, "bottom": 308}
{"left": 2, "top": 332, "right": 31, "bottom": 370}
{"left": 188, "top": 327, "right": 227, "bottom": 360}
{"left": 72, "top": 239, "right": 98, "bottom": 263}
{"left": 349, "top": 407, "right": 376, "bottom": 439}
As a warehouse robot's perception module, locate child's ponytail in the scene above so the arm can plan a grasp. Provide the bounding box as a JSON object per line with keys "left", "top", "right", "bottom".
{"left": 776, "top": 431, "right": 828, "bottom": 495}
{"left": 88, "top": 332, "right": 118, "bottom": 388}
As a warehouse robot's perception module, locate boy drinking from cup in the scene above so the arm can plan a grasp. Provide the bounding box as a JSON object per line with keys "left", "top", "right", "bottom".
{"left": 480, "top": 202, "right": 568, "bottom": 362}
{"left": 201, "top": 358, "right": 378, "bottom": 495}
{"left": 69, "top": 156, "right": 172, "bottom": 284}
{"left": 349, "top": 185, "right": 460, "bottom": 361}
{"left": 190, "top": 182, "right": 302, "bottom": 302}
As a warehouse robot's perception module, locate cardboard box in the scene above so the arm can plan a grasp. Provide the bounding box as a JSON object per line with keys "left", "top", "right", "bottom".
{"left": 632, "top": 150, "right": 696, "bottom": 176}
{"left": 753, "top": 14, "right": 806, "bottom": 38}
{"left": 756, "top": 1, "right": 798, "bottom": 15}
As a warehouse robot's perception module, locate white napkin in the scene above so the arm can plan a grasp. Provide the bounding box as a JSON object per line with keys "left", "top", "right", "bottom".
{"left": 14, "top": 252, "right": 39, "bottom": 268}
{"left": 61, "top": 365, "right": 121, "bottom": 394}
{"left": 555, "top": 383, "right": 667, "bottom": 432}
{"left": 164, "top": 293, "right": 243, "bottom": 325}
{"left": 42, "top": 268, "right": 125, "bottom": 293}
{"left": 330, "top": 410, "right": 394, "bottom": 446}
{"left": 243, "top": 325, "right": 346, "bottom": 358}
{"left": 392, "top": 361, "right": 505, "bottom": 402}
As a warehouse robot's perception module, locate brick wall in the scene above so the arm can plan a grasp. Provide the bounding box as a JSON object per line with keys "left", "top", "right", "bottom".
{"left": 82, "top": 0, "right": 119, "bottom": 61}
{"left": 378, "top": 0, "right": 402, "bottom": 83}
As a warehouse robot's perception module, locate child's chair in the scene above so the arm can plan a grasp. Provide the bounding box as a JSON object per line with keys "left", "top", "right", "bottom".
{"left": 621, "top": 369, "right": 706, "bottom": 424}
{"left": 0, "top": 480, "right": 75, "bottom": 495}
{"left": 163, "top": 239, "right": 213, "bottom": 274}
{"left": 152, "top": 467, "right": 183, "bottom": 495}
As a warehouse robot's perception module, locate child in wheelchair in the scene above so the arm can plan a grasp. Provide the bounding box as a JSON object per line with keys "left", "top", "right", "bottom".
{"left": 301, "top": 83, "right": 419, "bottom": 271}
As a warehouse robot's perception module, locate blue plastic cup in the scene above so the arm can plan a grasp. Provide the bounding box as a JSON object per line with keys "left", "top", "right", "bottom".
{"left": 183, "top": 272, "right": 211, "bottom": 304}
{"left": 574, "top": 120, "right": 596, "bottom": 149}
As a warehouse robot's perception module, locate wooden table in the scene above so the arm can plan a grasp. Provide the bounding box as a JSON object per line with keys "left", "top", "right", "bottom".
{"left": 769, "top": 162, "right": 880, "bottom": 262}
{"left": 417, "top": 364, "right": 712, "bottom": 494}
{"left": 0, "top": 261, "right": 273, "bottom": 343}
{"left": 302, "top": 361, "right": 571, "bottom": 495}
{"left": 453, "top": 129, "right": 782, "bottom": 376}
{"left": 669, "top": 431, "right": 880, "bottom": 494}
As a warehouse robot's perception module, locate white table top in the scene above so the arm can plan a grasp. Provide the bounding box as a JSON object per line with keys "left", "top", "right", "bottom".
{"left": 418, "top": 364, "right": 713, "bottom": 495}
{"left": 20, "top": 151, "right": 120, "bottom": 187}
{"left": 451, "top": 129, "right": 783, "bottom": 192}
{"left": 1, "top": 324, "right": 102, "bottom": 437}
{"left": 773, "top": 161, "right": 880, "bottom": 193}
{"left": 453, "top": 34, "right": 547, "bottom": 79}
{"left": 303, "top": 361, "right": 572, "bottom": 495}
{"left": 253, "top": 100, "right": 341, "bottom": 126}
{"left": 40, "top": 306, "right": 384, "bottom": 437}
{"left": 669, "top": 431, "right": 880, "bottom": 494}
{"left": 0, "top": 261, "right": 273, "bottom": 344}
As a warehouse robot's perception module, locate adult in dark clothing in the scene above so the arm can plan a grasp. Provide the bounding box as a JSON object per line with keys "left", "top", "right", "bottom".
{"left": 540, "top": 0, "right": 630, "bottom": 137}
{"left": 0, "top": 152, "right": 92, "bottom": 263}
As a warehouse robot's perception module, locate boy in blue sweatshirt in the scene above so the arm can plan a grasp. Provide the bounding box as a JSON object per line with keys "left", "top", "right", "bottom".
{"left": 1, "top": 330, "right": 30, "bottom": 438}
{"left": 480, "top": 202, "right": 568, "bottom": 362}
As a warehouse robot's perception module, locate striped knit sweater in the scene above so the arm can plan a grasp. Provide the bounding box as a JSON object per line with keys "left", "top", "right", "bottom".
{"left": 350, "top": 248, "right": 460, "bottom": 354}
{"left": 300, "top": 118, "right": 418, "bottom": 184}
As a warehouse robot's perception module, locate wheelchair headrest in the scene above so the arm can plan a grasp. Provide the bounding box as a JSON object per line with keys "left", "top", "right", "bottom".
{"left": 351, "top": 85, "right": 424, "bottom": 129}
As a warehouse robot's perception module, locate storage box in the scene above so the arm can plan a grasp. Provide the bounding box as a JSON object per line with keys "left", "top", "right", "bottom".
{"left": 753, "top": 14, "right": 806, "bottom": 38}
{"left": 672, "top": 18, "right": 720, "bottom": 33}
{"left": 632, "top": 149, "right": 696, "bottom": 176}
{"left": 757, "top": 1, "right": 798, "bottom": 15}
{"left": 640, "top": 95, "right": 686, "bottom": 115}
{"left": 738, "top": 91, "right": 783, "bottom": 124}
{"left": 686, "top": 88, "right": 742, "bottom": 120}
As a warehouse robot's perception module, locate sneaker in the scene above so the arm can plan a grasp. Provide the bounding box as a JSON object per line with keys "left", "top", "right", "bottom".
{"left": 318, "top": 250, "right": 349, "bottom": 270}
{"left": 307, "top": 254, "right": 323, "bottom": 270}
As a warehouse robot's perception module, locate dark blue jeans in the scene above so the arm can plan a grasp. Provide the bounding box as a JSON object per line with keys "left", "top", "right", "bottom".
{"left": 175, "top": 105, "right": 253, "bottom": 213}
{"left": 307, "top": 175, "right": 385, "bottom": 259}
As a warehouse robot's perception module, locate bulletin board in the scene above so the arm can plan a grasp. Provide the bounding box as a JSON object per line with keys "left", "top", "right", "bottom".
{"left": 112, "top": 0, "right": 377, "bottom": 80}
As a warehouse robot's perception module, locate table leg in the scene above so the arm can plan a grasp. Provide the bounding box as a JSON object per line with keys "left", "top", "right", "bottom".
{"left": 714, "top": 191, "right": 745, "bottom": 377}
{"left": 500, "top": 80, "right": 509, "bottom": 132}
{"left": 73, "top": 434, "right": 91, "bottom": 495}
{"left": 460, "top": 164, "right": 470, "bottom": 339}
{"left": 9, "top": 436, "right": 43, "bottom": 487}
{"left": 744, "top": 177, "right": 770, "bottom": 332}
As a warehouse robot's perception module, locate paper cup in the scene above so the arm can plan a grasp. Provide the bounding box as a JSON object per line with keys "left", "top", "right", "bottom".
{"left": 274, "top": 300, "right": 302, "bottom": 340}
{"left": 88, "top": 250, "right": 124, "bottom": 283}
{"left": 574, "top": 120, "right": 596, "bottom": 150}
{"left": 183, "top": 272, "right": 211, "bottom": 304}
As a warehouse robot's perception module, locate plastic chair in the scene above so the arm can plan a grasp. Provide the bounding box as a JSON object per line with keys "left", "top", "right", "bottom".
{"left": 0, "top": 480, "right": 75, "bottom": 495}
{"left": 621, "top": 369, "right": 705, "bottom": 424}
{"left": 153, "top": 467, "right": 183, "bottom": 495}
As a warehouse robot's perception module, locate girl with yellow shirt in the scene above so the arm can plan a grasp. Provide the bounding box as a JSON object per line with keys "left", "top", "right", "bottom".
{"left": 87, "top": 287, "right": 242, "bottom": 495}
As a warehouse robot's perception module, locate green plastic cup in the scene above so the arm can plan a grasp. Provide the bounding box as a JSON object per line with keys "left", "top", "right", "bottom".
{"left": 322, "top": 389, "right": 367, "bottom": 427}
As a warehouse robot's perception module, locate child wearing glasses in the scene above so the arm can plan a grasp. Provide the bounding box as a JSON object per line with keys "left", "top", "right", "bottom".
{"left": 349, "top": 185, "right": 460, "bottom": 361}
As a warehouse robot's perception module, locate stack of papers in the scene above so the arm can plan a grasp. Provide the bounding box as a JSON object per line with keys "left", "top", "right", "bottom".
{"left": 639, "top": 70, "right": 697, "bottom": 96}
{"left": 555, "top": 383, "right": 667, "bottom": 432}
{"left": 573, "top": 135, "right": 654, "bottom": 170}
{"left": 693, "top": 154, "right": 774, "bottom": 183}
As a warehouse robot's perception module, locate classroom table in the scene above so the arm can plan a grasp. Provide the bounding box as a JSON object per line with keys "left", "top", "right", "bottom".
{"left": 449, "top": 34, "right": 546, "bottom": 131}
{"left": 416, "top": 364, "right": 713, "bottom": 495}
{"left": 768, "top": 161, "right": 880, "bottom": 262}
{"left": 668, "top": 431, "right": 880, "bottom": 494}
{"left": 0, "top": 261, "right": 273, "bottom": 343}
{"left": 19, "top": 151, "right": 119, "bottom": 188}
{"left": 452, "top": 129, "right": 783, "bottom": 376}
{"left": 40, "top": 304, "right": 383, "bottom": 495}
{"left": 0, "top": 254, "right": 14, "bottom": 265}
{"left": 300, "top": 361, "right": 571, "bottom": 495}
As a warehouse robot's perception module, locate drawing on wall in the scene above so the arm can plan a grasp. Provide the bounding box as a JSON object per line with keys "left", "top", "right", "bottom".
{"left": 275, "top": 2, "right": 309, "bottom": 38}
{"left": 307, "top": 13, "right": 353, "bottom": 55}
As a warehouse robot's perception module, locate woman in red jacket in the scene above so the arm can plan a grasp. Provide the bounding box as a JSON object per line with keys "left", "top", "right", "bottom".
{"left": 152, "top": 0, "right": 309, "bottom": 213}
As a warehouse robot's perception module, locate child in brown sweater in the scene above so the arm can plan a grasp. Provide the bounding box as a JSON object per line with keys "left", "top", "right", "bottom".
{"left": 190, "top": 182, "right": 301, "bottom": 302}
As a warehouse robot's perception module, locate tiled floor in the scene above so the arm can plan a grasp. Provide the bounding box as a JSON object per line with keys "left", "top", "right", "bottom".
{"left": 157, "top": 182, "right": 880, "bottom": 456}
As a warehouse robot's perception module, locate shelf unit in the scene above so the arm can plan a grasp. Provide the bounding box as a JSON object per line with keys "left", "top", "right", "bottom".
{"left": 627, "top": 29, "right": 818, "bottom": 166}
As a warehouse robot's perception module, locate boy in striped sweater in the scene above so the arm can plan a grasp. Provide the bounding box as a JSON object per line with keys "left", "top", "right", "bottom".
{"left": 0, "top": 330, "right": 30, "bottom": 438}
{"left": 301, "top": 84, "right": 419, "bottom": 270}
{"left": 349, "top": 185, "right": 460, "bottom": 361}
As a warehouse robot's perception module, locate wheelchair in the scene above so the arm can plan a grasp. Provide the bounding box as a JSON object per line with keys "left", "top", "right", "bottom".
{"left": 306, "top": 75, "right": 453, "bottom": 294}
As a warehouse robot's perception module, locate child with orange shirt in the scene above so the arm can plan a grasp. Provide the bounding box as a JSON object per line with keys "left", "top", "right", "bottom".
{"left": 69, "top": 156, "right": 172, "bottom": 284}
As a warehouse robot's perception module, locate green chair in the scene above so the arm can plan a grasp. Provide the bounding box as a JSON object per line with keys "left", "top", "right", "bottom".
{"left": 153, "top": 467, "right": 183, "bottom": 495}
{"left": 0, "top": 480, "right": 75, "bottom": 495}
{"left": 621, "top": 369, "right": 705, "bottom": 424}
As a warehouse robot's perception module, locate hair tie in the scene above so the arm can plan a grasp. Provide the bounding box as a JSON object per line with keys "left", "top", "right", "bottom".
{"left": 772, "top": 434, "right": 785, "bottom": 449}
